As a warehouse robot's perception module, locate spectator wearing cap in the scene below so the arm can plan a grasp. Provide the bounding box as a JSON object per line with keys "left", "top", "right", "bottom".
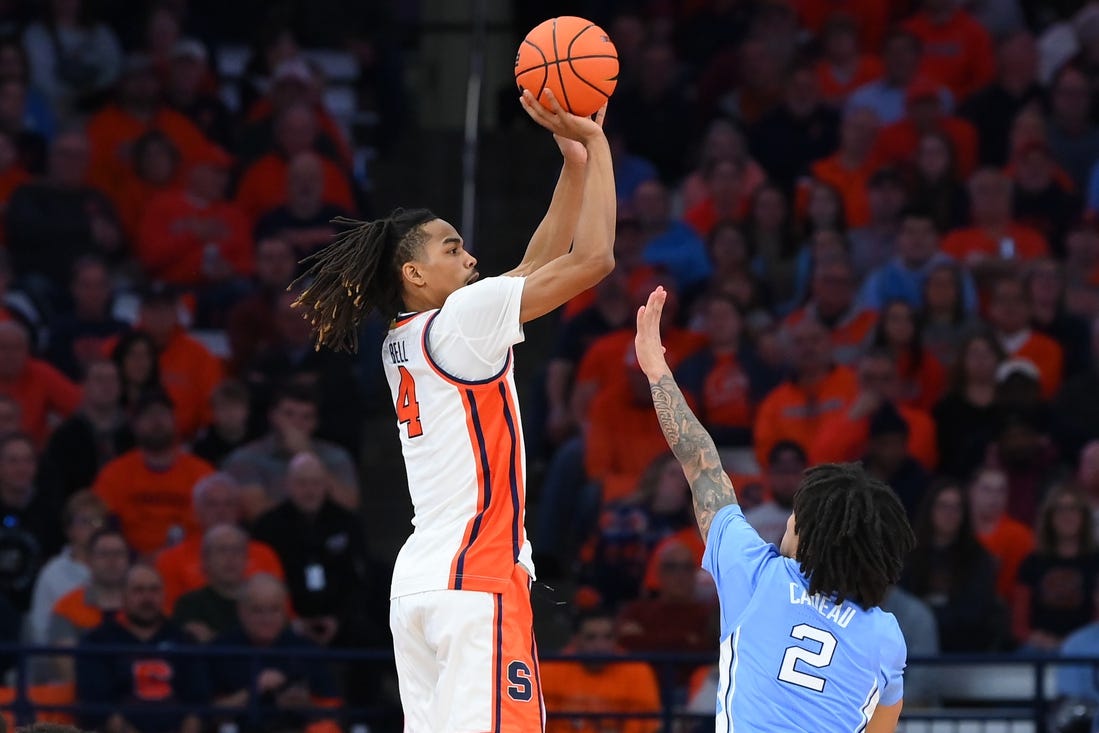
{"left": 91, "top": 389, "right": 214, "bottom": 558}
{"left": 859, "top": 207, "right": 978, "bottom": 313}
{"left": 1054, "top": 315, "right": 1099, "bottom": 459}
{"left": 743, "top": 440, "right": 806, "bottom": 545}
{"left": 0, "top": 432, "right": 65, "bottom": 612}
{"left": 234, "top": 102, "right": 356, "bottom": 223}
{"left": 871, "top": 79, "right": 979, "bottom": 179}
{"left": 987, "top": 276, "right": 1064, "bottom": 398}
{"left": 85, "top": 53, "right": 209, "bottom": 211}
{"left": 164, "top": 38, "right": 233, "bottom": 149}
{"left": 848, "top": 30, "right": 949, "bottom": 126}
{"left": 21, "top": 0, "right": 123, "bottom": 117}
{"left": 238, "top": 56, "right": 353, "bottom": 169}
{"left": 863, "top": 403, "right": 930, "bottom": 519}
{"left": 1048, "top": 64, "right": 1099, "bottom": 192}
{"left": 155, "top": 472, "right": 283, "bottom": 612}
{"left": 902, "top": 0, "right": 995, "bottom": 100}
{"left": 38, "top": 358, "right": 132, "bottom": 502}
{"left": 137, "top": 141, "right": 252, "bottom": 289}
{"left": 813, "top": 14, "right": 883, "bottom": 105}
{"left": 0, "top": 321, "right": 81, "bottom": 447}
{"left": 127, "top": 284, "right": 224, "bottom": 440}
{"left": 748, "top": 64, "right": 840, "bottom": 194}
{"left": 753, "top": 315, "right": 859, "bottom": 467}
{"left": 809, "top": 348, "right": 938, "bottom": 471}
{"left": 45, "top": 256, "right": 129, "bottom": 381}
{"left": 805, "top": 106, "right": 878, "bottom": 228}
{"left": 960, "top": 32, "right": 1045, "bottom": 167}
{"left": 253, "top": 151, "right": 352, "bottom": 254}
{"left": 5, "top": 129, "right": 124, "bottom": 294}
{"left": 942, "top": 168, "right": 1050, "bottom": 270}
{"left": 1010, "top": 141, "right": 1082, "bottom": 251}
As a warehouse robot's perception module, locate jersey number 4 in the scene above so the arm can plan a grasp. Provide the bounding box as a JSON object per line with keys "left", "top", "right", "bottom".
{"left": 396, "top": 366, "right": 423, "bottom": 438}
{"left": 777, "top": 624, "right": 837, "bottom": 693}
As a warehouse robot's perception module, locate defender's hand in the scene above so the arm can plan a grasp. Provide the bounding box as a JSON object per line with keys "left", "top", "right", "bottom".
{"left": 635, "top": 286, "right": 671, "bottom": 381}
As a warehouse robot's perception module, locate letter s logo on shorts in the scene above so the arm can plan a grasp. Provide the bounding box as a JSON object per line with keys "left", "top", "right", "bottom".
{"left": 506, "top": 660, "right": 533, "bottom": 702}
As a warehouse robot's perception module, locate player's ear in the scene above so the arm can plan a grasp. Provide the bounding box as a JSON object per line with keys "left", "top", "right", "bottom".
{"left": 401, "top": 261, "right": 425, "bottom": 288}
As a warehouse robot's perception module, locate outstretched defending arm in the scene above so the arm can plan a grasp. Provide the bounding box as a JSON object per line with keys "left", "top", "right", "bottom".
{"left": 515, "top": 90, "right": 616, "bottom": 323}
{"left": 507, "top": 108, "right": 606, "bottom": 278}
{"left": 635, "top": 286, "right": 738, "bottom": 539}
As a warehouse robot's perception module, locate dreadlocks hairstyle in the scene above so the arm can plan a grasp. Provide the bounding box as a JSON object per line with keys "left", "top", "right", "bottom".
{"left": 792, "top": 463, "right": 915, "bottom": 609}
{"left": 290, "top": 208, "right": 437, "bottom": 353}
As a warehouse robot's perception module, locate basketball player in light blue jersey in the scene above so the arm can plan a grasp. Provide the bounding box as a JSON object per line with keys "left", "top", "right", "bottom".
{"left": 634, "top": 286, "right": 916, "bottom": 733}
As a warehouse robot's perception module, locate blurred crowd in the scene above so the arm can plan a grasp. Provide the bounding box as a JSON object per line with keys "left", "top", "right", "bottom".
{"left": 518, "top": 0, "right": 1099, "bottom": 728}
{"left": 3, "top": 0, "right": 1099, "bottom": 730}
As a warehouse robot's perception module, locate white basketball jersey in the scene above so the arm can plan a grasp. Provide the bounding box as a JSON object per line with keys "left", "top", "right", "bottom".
{"left": 382, "top": 276, "right": 534, "bottom": 598}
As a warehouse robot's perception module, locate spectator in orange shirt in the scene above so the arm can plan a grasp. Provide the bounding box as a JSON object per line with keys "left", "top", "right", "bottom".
{"left": 784, "top": 255, "right": 878, "bottom": 365}
{"left": 941, "top": 168, "right": 1050, "bottom": 274}
{"left": 134, "top": 284, "right": 224, "bottom": 439}
{"left": 234, "top": 102, "right": 357, "bottom": 223}
{"left": 872, "top": 299, "right": 947, "bottom": 410}
{"left": 253, "top": 152, "right": 352, "bottom": 256}
{"left": 988, "top": 276, "right": 1064, "bottom": 399}
{"left": 45, "top": 528, "right": 129, "bottom": 681}
{"left": 0, "top": 321, "right": 81, "bottom": 446}
{"left": 871, "top": 80, "right": 979, "bottom": 179}
{"left": 683, "top": 157, "right": 748, "bottom": 238}
{"left": 675, "top": 292, "right": 762, "bottom": 447}
{"left": 902, "top": 0, "right": 995, "bottom": 100}
{"left": 137, "top": 142, "right": 253, "bottom": 290}
{"left": 808, "top": 105, "right": 880, "bottom": 228}
{"left": 809, "top": 348, "right": 939, "bottom": 470}
{"left": 541, "top": 608, "right": 662, "bottom": 733}
{"left": 969, "top": 466, "right": 1035, "bottom": 601}
{"left": 86, "top": 54, "right": 209, "bottom": 209}
{"left": 156, "top": 472, "right": 283, "bottom": 612}
{"left": 753, "top": 315, "right": 859, "bottom": 466}
{"left": 814, "top": 15, "right": 883, "bottom": 105}
{"left": 111, "top": 130, "right": 180, "bottom": 242}
{"left": 91, "top": 389, "right": 214, "bottom": 557}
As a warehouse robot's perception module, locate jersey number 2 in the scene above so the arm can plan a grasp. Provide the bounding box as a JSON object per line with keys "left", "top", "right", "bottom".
{"left": 778, "top": 624, "right": 837, "bottom": 693}
{"left": 396, "top": 366, "right": 423, "bottom": 438}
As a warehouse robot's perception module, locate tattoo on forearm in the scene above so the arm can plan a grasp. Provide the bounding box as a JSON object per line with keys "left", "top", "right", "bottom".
{"left": 650, "top": 375, "right": 738, "bottom": 538}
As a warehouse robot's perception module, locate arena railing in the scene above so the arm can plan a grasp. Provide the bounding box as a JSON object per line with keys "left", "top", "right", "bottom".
{"left": 0, "top": 645, "right": 1093, "bottom": 732}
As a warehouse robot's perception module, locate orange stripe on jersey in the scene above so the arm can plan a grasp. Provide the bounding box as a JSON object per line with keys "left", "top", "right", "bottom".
{"left": 448, "top": 381, "right": 523, "bottom": 592}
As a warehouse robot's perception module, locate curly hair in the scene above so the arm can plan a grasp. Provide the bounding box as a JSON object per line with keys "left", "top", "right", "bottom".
{"left": 792, "top": 463, "right": 915, "bottom": 609}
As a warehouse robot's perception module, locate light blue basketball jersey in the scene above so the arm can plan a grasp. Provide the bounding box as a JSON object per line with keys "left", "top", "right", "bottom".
{"left": 703, "top": 505, "right": 906, "bottom": 732}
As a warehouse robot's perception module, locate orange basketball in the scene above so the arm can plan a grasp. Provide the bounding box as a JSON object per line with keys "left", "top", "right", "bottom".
{"left": 514, "top": 16, "right": 618, "bottom": 118}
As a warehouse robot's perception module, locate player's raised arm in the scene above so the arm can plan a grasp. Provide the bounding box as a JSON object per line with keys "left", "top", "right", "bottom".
{"left": 505, "top": 99, "right": 606, "bottom": 278}
{"left": 515, "top": 90, "right": 615, "bottom": 323}
{"left": 635, "top": 286, "right": 737, "bottom": 539}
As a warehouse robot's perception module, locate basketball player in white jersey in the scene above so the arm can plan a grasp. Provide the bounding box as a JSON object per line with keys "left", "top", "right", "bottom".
{"left": 291, "top": 89, "right": 614, "bottom": 732}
